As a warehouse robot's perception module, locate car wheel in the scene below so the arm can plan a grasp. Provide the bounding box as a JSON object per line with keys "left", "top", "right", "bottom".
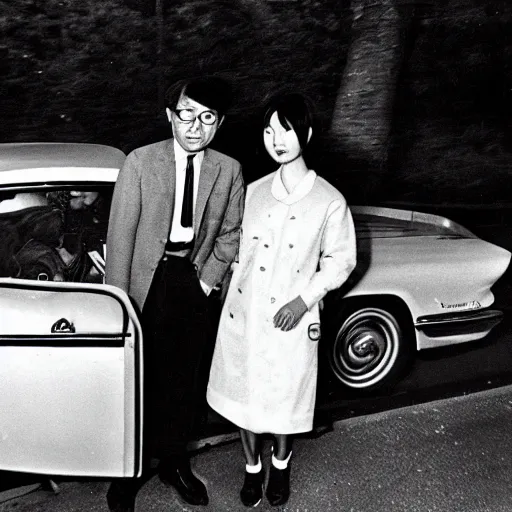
{"left": 329, "top": 306, "right": 411, "bottom": 391}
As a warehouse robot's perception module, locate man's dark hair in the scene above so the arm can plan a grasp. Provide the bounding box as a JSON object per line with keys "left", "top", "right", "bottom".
{"left": 262, "top": 92, "right": 314, "bottom": 149}
{"left": 165, "top": 76, "right": 233, "bottom": 119}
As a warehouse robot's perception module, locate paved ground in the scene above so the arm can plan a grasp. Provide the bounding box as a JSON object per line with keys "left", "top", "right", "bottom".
{"left": 2, "top": 384, "right": 512, "bottom": 512}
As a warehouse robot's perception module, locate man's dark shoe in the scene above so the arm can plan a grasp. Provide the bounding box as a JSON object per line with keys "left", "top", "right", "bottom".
{"left": 159, "top": 457, "right": 209, "bottom": 506}
{"left": 106, "top": 480, "right": 137, "bottom": 512}
{"left": 265, "top": 464, "right": 291, "bottom": 507}
{"left": 240, "top": 470, "right": 264, "bottom": 507}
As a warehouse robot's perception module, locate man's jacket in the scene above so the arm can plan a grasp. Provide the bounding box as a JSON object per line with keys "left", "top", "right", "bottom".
{"left": 105, "top": 138, "right": 244, "bottom": 310}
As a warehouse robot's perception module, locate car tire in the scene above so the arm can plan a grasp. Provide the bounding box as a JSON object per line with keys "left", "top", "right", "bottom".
{"left": 328, "top": 305, "right": 412, "bottom": 391}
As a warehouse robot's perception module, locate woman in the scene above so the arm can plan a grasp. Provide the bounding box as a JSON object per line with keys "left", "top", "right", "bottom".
{"left": 207, "top": 92, "right": 357, "bottom": 507}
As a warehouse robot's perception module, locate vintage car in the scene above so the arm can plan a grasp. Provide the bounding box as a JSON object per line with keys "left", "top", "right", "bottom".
{"left": 0, "top": 142, "right": 510, "bottom": 479}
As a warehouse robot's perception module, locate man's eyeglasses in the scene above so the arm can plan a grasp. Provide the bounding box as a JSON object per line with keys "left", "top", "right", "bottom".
{"left": 174, "top": 109, "right": 218, "bottom": 126}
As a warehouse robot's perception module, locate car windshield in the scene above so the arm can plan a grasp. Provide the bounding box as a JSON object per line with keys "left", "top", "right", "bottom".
{"left": 0, "top": 185, "right": 113, "bottom": 283}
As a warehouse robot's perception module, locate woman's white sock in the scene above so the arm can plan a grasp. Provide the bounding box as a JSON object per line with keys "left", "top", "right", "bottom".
{"left": 246, "top": 456, "right": 262, "bottom": 474}
{"left": 272, "top": 451, "right": 292, "bottom": 469}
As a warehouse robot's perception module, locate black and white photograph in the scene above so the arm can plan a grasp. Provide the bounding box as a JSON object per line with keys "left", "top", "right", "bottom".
{"left": 1, "top": 0, "right": 512, "bottom": 510}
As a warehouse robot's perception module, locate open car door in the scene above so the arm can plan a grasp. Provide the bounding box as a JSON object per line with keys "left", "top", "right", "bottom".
{"left": 0, "top": 279, "right": 143, "bottom": 478}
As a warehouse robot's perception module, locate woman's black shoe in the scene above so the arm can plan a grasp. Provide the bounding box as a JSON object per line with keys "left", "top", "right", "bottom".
{"left": 158, "top": 457, "right": 209, "bottom": 506}
{"left": 265, "top": 464, "right": 291, "bottom": 507}
{"left": 240, "top": 470, "right": 264, "bottom": 507}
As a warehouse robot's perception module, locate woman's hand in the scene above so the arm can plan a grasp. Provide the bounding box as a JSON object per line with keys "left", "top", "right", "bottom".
{"left": 273, "top": 296, "right": 308, "bottom": 331}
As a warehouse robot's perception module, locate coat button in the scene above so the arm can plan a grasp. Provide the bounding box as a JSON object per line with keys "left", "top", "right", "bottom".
{"left": 238, "top": 288, "right": 242, "bottom": 293}
{"left": 264, "top": 244, "right": 269, "bottom": 248}
{"left": 260, "top": 266, "right": 266, "bottom": 271}
{"left": 271, "top": 297, "right": 276, "bottom": 303}
{"left": 289, "top": 244, "right": 294, "bottom": 248}
{"left": 229, "top": 312, "right": 234, "bottom": 318}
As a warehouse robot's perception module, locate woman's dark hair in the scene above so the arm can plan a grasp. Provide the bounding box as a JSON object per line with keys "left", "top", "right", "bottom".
{"left": 262, "top": 92, "right": 314, "bottom": 149}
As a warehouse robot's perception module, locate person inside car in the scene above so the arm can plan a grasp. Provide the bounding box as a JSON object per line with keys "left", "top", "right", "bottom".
{"left": 0, "top": 192, "right": 65, "bottom": 281}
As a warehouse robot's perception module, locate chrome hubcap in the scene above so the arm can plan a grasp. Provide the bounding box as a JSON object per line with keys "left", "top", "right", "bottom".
{"left": 331, "top": 308, "right": 401, "bottom": 389}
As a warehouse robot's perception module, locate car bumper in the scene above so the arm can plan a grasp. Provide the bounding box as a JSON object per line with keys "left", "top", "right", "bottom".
{"left": 415, "top": 308, "right": 504, "bottom": 349}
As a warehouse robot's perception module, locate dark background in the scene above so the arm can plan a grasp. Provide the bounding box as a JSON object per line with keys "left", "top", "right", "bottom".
{"left": 1, "top": 0, "right": 511, "bottom": 204}
{"left": 1, "top": 0, "right": 512, "bottom": 498}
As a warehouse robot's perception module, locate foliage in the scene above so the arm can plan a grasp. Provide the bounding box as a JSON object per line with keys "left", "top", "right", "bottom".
{"left": 0, "top": 0, "right": 157, "bottom": 147}
{"left": 1, "top": 0, "right": 511, "bottom": 203}
{"left": 389, "top": 120, "right": 512, "bottom": 203}
{"left": 0, "top": 0, "right": 350, "bottom": 174}
{"left": 386, "top": 0, "right": 512, "bottom": 204}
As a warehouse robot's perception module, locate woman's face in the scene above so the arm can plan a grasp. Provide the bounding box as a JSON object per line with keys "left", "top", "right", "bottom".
{"left": 264, "top": 111, "right": 302, "bottom": 164}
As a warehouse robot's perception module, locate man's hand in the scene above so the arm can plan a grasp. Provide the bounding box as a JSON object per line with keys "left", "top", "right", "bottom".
{"left": 273, "top": 296, "right": 308, "bottom": 332}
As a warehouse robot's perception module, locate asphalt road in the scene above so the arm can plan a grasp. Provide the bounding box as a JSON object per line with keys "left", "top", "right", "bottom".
{"left": 4, "top": 383, "right": 512, "bottom": 511}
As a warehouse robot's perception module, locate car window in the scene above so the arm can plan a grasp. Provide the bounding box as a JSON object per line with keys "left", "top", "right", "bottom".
{"left": 0, "top": 187, "right": 112, "bottom": 283}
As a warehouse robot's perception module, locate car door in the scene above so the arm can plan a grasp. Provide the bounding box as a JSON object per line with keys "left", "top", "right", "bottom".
{"left": 0, "top": 278, "right": 143, "bottom": 478}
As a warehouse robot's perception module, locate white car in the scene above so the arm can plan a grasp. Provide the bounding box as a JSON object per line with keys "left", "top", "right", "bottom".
{"left": 325, "top": 205, "right": 510, "bottom": 391}
{"left": 0, "top": 143, "right": 509, "bottom": 479}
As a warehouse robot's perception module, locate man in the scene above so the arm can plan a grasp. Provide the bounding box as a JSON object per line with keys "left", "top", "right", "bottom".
{"left": 105, "top": 76, "right": 244, "bottom": 511}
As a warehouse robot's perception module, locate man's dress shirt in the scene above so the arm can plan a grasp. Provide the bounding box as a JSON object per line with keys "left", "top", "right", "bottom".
{"left": 170, "top": 140, "right": 211, "bottom": 295}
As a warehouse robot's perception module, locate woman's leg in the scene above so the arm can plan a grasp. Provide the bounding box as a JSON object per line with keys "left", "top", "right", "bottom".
{"left": 273, "top": 434, "right": 292, "bottom": 461}
{"left": 239, "top": 429, "right": 264, "bottom": 507}
{"left": 267, "top": 434, "right": 293, "bottom": 506}
{"left": 240, "top": 428, "right": 261, "bottom": 466}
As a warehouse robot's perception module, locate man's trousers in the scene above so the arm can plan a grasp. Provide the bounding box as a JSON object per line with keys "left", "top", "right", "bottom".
{"left": 141, "top": 255, "right": 213, "bottom": 459}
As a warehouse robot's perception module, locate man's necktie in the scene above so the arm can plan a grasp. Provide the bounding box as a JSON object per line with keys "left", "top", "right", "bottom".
{"left": 181, "top": 154, "right": 195, "bottom": 228}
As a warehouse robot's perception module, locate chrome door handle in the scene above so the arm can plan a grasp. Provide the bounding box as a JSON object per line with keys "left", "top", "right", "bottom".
{"left": 51, "top": 318, "right": 76, "bottom": 334}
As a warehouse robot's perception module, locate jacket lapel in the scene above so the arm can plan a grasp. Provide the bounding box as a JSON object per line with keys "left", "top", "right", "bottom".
{"left": 155, "top": 139, "right": 176, "bottom": 229}
{"left": 195, "top": 148, "right": 220, "bottom": 234}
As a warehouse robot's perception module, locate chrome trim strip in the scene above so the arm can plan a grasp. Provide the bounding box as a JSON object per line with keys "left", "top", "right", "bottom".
{"left": 416, "top": 309, "right": 503, "bottom": 328}
{"left": 0, "top": 335, "right": 126, "bottom": 348}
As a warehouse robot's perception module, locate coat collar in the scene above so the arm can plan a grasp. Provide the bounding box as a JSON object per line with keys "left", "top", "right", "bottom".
{"left": 271, "top": 169, "right": 317, "bottom": 205}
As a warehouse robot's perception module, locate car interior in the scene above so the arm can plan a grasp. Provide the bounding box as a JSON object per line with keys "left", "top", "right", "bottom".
{"left": 0, "top": 187, "right": 112, "bottom": 283}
